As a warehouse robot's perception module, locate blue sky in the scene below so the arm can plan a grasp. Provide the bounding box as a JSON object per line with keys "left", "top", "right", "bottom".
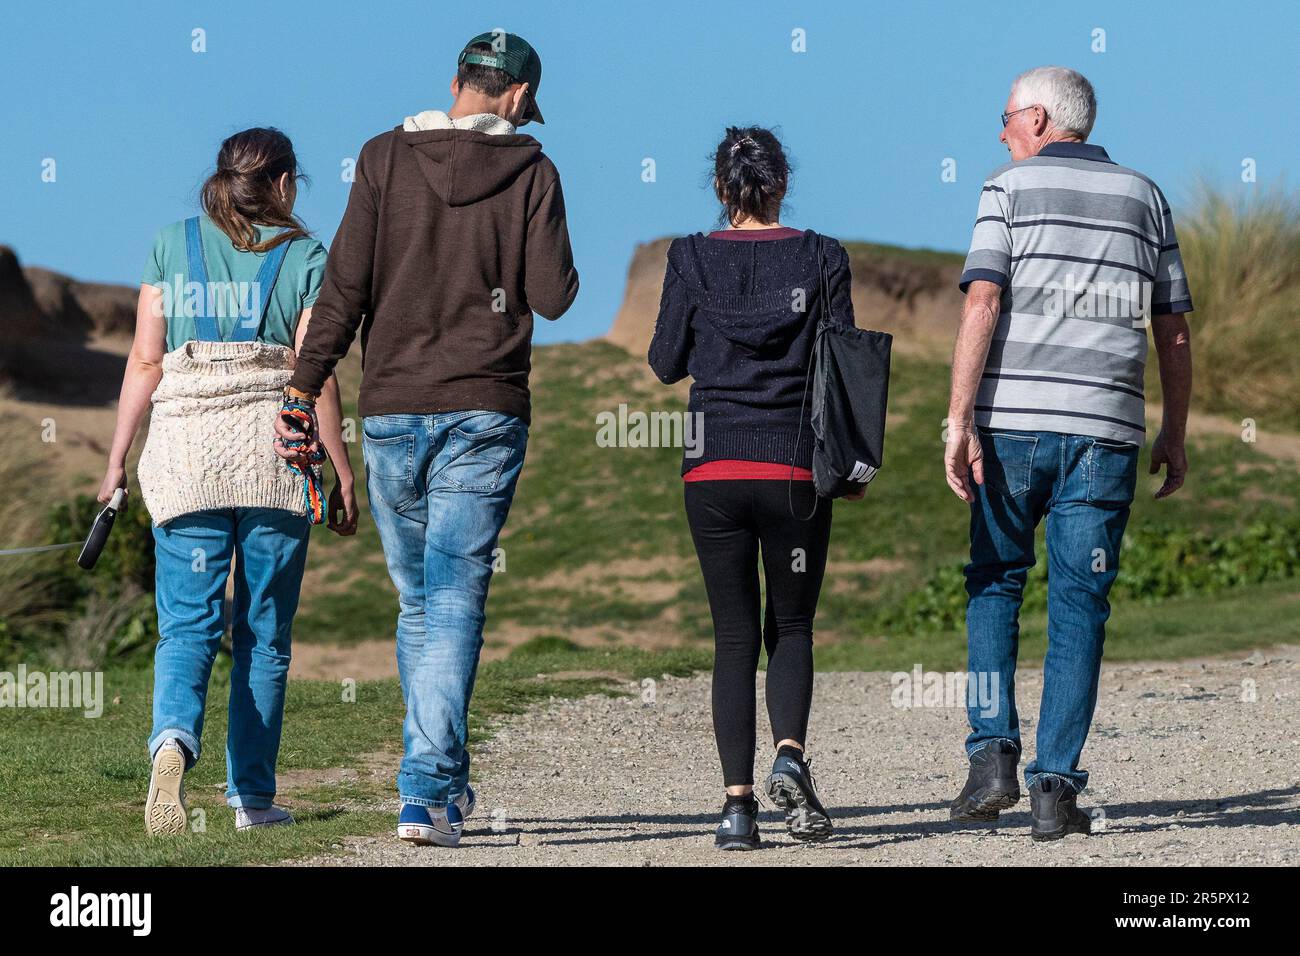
{"left": 2, "top": 0, "right": 1295, "bottom": 343}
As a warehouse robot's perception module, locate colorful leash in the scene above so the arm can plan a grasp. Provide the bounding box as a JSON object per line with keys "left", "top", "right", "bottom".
{"left": 279, "top": 397, "right": 327, "bottom": 525}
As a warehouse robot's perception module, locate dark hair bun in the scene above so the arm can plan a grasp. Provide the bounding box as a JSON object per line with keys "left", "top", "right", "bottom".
{"left": 713, "top": 126, "right": 790, "bottom": 226}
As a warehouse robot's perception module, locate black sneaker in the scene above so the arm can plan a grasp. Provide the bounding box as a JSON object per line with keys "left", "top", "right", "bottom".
{"left": 715, "top": 795, "right": 761, "bottom": 850}
{"left": 764, "top": 750, "right": 833, "bottom": 842}
{"left": 950, "top": 739, "right": 1021, "bottom": 822}
{"left": 1029, "top": 775, "right": 1092, "bottom": 841}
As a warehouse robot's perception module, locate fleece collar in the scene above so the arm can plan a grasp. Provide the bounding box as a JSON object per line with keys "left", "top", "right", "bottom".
{"left": 402, "top": 110, "right": 516, "bottom": 135}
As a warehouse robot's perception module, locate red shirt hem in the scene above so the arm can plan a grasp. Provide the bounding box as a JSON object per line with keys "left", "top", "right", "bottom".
{"left": 684, "top": 460, "right": 813, "bottom": 481}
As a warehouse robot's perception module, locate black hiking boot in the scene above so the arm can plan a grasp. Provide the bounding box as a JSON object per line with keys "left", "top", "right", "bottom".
{"left": 950, "top": 739, "right": 1021, "bottom": 822}
{"left": 1029, "top": 775, "right": 1092, "bottom": 841}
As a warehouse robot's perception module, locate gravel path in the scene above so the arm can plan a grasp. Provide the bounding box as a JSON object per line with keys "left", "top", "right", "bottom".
{"left": 304, "top": 648, "right": 1299, "bottom": 866}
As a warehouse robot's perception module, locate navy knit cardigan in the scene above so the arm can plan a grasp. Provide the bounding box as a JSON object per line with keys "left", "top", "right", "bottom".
{"left": 647, "top": 229, "right": 856, "bottom": 475}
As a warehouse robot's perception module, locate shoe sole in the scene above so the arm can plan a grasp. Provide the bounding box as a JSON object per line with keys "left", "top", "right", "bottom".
{"left": 715, "top": 838, "right": 760, "bottom": 851}
{"left": 950, "top": 784, "right": 1021, "bottom": 822}
{"left": 765, "top": 772, "right": 833, "bottom": 842}
{"left": 715, "top": 822, "right": 761, "bottom": 851}
{"left": 397, "top": 823, "right": 461, "bottom": 847}
{"left": 145, "top": 747, "right": 187, "bottom": 837}
{"left": 1031, "top": 820, "right": 1092, "bottom": 842}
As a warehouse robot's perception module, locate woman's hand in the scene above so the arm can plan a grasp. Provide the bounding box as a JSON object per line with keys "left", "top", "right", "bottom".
{"left": 327, "top": 478, "right": 358, "bottom": 536}
{"left": 97, "top": 464, "right": 128, "bottom": 508}
{"left": 273, "top": 406, "right": 322, "bottom": 466}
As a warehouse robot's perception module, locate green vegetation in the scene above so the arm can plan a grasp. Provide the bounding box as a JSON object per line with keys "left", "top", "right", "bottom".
{"left": 1156, "top": 182, "right": 1300, "bottom": 430}
{"left": 0, "top": 641, "right": 708, "bottom": 866}
{"left": 0, "top": 492, "right": 158, "bottom": 670}
{"left": 0, "top": 430, "right": 56, "bottom": 661}
{"left": 878, "top": 519, "right": 1300, "bottom": 636}
{"left": 294, "top": 337, "right": 1300, "bottom": 669}
{"left": 16, "top": 339, "right": 1294, "bottom": 671}
{"left": 0, "top": 425, "right": 157, "bottom": 668}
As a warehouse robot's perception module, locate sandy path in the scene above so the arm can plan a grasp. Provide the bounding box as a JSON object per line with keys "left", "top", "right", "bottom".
{"left": 299, "top": 647, "right": 1299, "bottom": 867}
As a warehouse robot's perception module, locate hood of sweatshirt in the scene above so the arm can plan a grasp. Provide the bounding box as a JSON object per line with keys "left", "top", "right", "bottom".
{"left": 668, "top": 232, "right": 820, "bottom": 353}
{"left": 397, "top": 111, "right": 541, "bottom": 207}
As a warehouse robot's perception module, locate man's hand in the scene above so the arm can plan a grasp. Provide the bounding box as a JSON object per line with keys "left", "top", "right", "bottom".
{"left": 844, "top": 488, "right": 867, "bottom": 501}
{"left": 1149, "top": 429, "right": 1187, "bottom": 499}
{"left": 328, "top": 479, "right": 359, "bottom": 535}
{"left": 945, "top": 280, "right": 1000, "bottom": 504}
{"left": 945, "top": 425, "right": 985, "bottom": 503}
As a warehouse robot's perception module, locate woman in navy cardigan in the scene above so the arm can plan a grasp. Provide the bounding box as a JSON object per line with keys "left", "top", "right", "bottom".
{"left": 649, "top": 126, "right": 860, "bottom": 850}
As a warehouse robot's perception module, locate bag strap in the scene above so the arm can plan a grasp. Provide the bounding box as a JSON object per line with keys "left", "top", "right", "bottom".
{"left": 787, "top": 234, "right": 832, "bottom": 521}
{"left": 816, "top": 232, "right": 836, "bottom": 328}
{"left": 183, "top": 216, "right": 292, "bottom": 343}
{"left": 183, "top": 217, "right": 222, "bottom": 342}
{"left": 229, "top": 236, "right": 291, "bottom": 343}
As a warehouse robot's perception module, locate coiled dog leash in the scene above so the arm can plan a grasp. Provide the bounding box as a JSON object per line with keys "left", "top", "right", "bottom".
{"left": 279, "top": 397, "right": 327, "bottom": 525}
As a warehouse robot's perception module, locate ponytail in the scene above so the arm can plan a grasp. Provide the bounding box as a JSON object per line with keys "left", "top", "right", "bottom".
{"left": 201, "top": 127, "right": 310, "bottom": 252}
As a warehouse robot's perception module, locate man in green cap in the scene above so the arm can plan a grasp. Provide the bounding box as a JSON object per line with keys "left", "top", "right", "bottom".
{"left": 275, "top": 30, "right": 577, "bottom": 848}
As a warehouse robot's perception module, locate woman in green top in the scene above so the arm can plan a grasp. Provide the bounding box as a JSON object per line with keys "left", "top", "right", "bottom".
{"left": 96, "top": 128, "right": 357, "bottom": 835}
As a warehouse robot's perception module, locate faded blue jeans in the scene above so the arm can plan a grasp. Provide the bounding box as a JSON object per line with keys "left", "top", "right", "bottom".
{"left": 363, "top": 410, "right": 527, "bottom": 808}
{"left": 964, "top": 428, "right": 1138, "bottom": 793}
{"left": 150, "top": 507, "right": 311, "bottom": 809}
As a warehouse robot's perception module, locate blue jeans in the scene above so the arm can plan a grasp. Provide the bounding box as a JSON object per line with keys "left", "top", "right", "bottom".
{"left": 964, "top": 428, "right": 1138, "bottom": 793}
{"left": 363, "top": 410, "right": 527, "bottom": 808}
{"left": 150, "top": 507, "right": 310, "bottom": 809}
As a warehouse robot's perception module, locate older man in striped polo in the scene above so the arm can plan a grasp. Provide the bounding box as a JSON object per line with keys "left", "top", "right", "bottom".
{"left": 943, "top": 66, "right": 1193, "bottom": 840}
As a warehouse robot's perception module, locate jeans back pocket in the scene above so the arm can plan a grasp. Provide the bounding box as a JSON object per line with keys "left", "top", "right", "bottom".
{"left": 979, "top": 429, "right": 1038, "bottom": 498}
{"left": 363, "top": 425, "right": 420, "bottom": 512}
{"left": 1087, "top": 437, "right": 1139, "bottom": 506}
{"left": 436, "top": 415, "right": 527, "bottom": 493}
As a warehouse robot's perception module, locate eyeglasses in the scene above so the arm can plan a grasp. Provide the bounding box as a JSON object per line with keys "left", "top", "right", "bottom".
{"left": 1000, "top": 104, "right": 1043, "bottom": 127}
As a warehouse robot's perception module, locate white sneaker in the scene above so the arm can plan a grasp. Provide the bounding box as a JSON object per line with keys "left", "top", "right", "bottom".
{"left": 235, "top": 806, "right": 296, "bottom": 831}
{"left": 145, "top": 739, "right": 188, "bottom": 836}
{"left": 397, "top": 802, "right": 463, "bottom": 847}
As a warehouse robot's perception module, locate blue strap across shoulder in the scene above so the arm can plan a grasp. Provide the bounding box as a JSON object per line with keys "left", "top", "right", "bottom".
{"left": 182, "top": 216, "right": 292, "bottom": 343}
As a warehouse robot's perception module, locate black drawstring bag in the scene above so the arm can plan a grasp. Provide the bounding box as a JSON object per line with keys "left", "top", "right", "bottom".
{"left": 790, "top": 236, "right": 893, "bottom": 519}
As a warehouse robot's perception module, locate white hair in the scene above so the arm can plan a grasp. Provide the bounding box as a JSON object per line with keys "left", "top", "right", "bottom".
{"left": 1011, "top": 66, "right": 1097, "bottom": 139}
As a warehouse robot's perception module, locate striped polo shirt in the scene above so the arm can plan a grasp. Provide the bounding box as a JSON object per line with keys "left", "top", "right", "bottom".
{"left": 959, "top": 141, "right": 1193, "bottom": 445}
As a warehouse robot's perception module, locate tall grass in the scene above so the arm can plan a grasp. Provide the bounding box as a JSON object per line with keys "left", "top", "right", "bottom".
{"left": 1174, "top": 182, "right": 1300, "bottom": 430}
{"left": 0, "top": 421, "right": 62, "bottom": 655}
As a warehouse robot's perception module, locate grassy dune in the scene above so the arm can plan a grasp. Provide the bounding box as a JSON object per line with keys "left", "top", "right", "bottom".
{"left": 298, "top": 332, "right": 1300, "bottom": 668}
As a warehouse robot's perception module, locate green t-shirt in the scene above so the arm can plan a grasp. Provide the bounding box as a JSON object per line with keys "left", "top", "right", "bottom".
{"left": 142, "top": 215, "right": 327, "bottom": 351}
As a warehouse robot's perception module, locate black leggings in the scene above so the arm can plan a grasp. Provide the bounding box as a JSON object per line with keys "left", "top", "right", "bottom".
{"left": 685, "top": 480, "right": 832, "bottom": 787}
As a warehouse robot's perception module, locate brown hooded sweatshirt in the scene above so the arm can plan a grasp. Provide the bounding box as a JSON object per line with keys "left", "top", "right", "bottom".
{"left": 289, "top": 125, "right": 579, "bottom": 423}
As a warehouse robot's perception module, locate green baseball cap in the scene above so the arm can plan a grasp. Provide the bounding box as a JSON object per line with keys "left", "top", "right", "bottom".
{"left": 458, "top": 31, "right": 545, "bottom": 124}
